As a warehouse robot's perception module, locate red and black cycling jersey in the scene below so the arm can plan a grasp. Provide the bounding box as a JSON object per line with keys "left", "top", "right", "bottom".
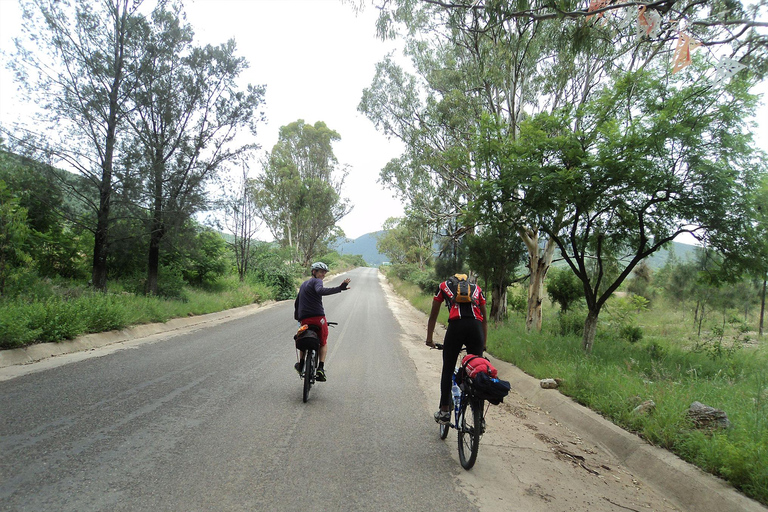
{"left": 433, "top": 280, "right": 486, "bottom": 322}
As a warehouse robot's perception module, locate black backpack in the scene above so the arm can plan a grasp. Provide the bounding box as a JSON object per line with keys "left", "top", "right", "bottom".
{"left": 447, "top": 274, "right": 477, "bottom": 306}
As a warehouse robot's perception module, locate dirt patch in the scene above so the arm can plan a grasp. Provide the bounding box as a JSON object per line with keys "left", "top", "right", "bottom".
{"left": 379, "top": 271, "right": 681, "bottom": 512}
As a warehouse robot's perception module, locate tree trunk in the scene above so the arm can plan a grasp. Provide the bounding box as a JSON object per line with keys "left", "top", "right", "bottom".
{"left": 759, "top": 277, "right": 766, "bottom": 337}
{"left": 525, "top": 238, "right": 556, "bottom": 332}
{"left": 490, "top": 283, "right": 507, "bottom": 322}
{"left": 145, "top": 161, "right": 164, "bottom": 295}
{"left": 91, "top": 193, "right": 110, "bottom": 291}
{"left": 145, "top": 225, "right": 161, "bottom": 295}
{"left": 91, "top": 0, "right": 127, "bottom": 292}
{"left": 582, "top": 309, "right": 599, "bottom": 353}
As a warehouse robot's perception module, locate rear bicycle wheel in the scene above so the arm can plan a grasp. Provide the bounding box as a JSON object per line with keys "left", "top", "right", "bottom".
{"left": 302, "top": 350, "right": 315, "bottom": 403}
{"left": 457, "top": 394, "right": 482, "bottom": 469}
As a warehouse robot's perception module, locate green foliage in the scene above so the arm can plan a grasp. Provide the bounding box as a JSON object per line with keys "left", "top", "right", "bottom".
{"left": 546, "top": 266, "right": 583, "bottom": 312}
{"left": 179, "top": 229, "right": 229, "bottom": 288}
{"left": 376, "top": 214, "right": 434, "bottom": 268}
{"left": 249, "top": 242, "right": 300, "bottom": 301}
{"left": 506, "top": 285, "right": 528, "bottom": 314}
{"left": 253, "top": 119, "right": 351, "bottom": 266}
{"left": 389, "top": 263, "right": 440, "bottom": 294}
{"left": 0, "top": 180, "right": 32, "bottom": 295}
{"left": 604, "top": 294, "right": 648, "bottom": 342}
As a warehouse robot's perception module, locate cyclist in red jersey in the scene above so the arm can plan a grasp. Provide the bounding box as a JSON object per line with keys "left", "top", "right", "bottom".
{"left": 293, "top": 262, "right": 351, "bottom": 381}
{"left": 426, "top": 274, "right": 488, "bottom": 424}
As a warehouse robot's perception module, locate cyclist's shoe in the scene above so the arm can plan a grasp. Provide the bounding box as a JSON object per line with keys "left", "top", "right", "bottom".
{"left": 434, "top": 410, "right": 450, "bottom": 425}
{"left": 294, "top": 362, "right": 303, "bottom": 376}
{"left": 315, "top": 368, "right": 327, "bottom": 382}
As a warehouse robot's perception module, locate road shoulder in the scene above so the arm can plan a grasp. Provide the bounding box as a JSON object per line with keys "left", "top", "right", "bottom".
{"left": 378, "top": 271, "right": 766, "bottom": 512}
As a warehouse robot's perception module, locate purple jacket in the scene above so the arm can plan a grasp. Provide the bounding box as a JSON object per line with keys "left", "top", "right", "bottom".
{"left": 294, "top": 277, "right": 347, "bottom": 321}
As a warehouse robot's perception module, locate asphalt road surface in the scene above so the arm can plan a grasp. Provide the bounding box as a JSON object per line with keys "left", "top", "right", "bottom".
{"left": 0, "top": 268, "right": 475, "bottom": 511}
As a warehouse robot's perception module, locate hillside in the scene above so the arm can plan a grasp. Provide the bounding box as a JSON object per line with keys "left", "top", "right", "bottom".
{"left": 334, "top": 231, "right": 386, "bottom": 266}
{"left": 333, "top": 230, "right": 700, "bottom": 271}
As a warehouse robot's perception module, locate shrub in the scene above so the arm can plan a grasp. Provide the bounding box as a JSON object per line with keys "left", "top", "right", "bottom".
{"left": 507, "top": 284, "right": 527, "bottom": 314}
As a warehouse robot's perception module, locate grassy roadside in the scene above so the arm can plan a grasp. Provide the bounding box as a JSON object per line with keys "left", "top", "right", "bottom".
{"left": 0, "top": 276, "right": 274, "bottom": 350}
{"left": 383, "top": 271, "right": 768, "bottom": 506}
{"left": 0, "top": 260, "right": 362, "bottom": 351}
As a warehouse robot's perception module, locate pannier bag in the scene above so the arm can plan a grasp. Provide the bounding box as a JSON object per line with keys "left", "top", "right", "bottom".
{"left": 294, "top": 325, "right": 320, "bottom": 351}
{"left": 472, "top": 372, "right": 511, "bottom": 405}
{"left": 461, "top": 354, "right": 498, "bottom": 379}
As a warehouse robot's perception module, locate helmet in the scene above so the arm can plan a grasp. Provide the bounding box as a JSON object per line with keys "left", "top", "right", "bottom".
{"left": 311, "top": 262, "right": 329, "bottom": 272}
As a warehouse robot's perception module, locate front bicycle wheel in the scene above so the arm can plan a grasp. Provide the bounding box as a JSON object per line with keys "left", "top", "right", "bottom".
{"left": 302, "top": 350, "right": 315, "bottom": 403}
{"left": 439, "top": 422, "right": 449, "bottom": 440}
{"left": 457, "top": 394, "right": 483, "bottom": 469}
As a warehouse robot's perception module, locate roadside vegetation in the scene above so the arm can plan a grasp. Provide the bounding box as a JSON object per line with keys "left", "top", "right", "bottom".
{"left": 382, "top": 262, "right": 767, "bottom": 506}
{"left": 0, "top": 245, "right": 364, "bottom": 351}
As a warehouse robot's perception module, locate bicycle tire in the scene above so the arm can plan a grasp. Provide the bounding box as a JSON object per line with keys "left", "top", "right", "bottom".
{"left": 457, "top": 394, "right": 482, "bottom": 469}
{"left": 302, "top": 350, "right": 315, "bottom": 403}
{"left": 439, "top": 422, "right": 449, "bottom": 439}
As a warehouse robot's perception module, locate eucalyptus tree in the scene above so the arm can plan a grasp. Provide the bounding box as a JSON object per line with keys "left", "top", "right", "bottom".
{"left": 123, "top": 5, "right": 265, "bottom": 295}
{"left": 10, "top": 0, "right": 146, "bottom": 291}
{"left": 253, "top": 120, "right": 351, "bottom": 266}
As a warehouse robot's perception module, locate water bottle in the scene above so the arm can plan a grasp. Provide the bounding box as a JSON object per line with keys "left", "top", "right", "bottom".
{"left": 451, "top": 381, "right": 461, "bottom": 410}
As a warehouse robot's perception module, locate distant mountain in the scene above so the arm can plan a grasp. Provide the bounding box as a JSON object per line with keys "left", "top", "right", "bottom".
{"left": 641, "top": 240, "right": 699, "bottom": 269}
{"left": 333, "top": 231, "right": 699, "bottom": 270}
{"left": 334, "top": 231, "right": 387, "bottom": 266}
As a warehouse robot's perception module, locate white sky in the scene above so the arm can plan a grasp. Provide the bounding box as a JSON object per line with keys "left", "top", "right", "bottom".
{"left": 0, "top": 0, "right": 406, "bottom": 241}
{"left": 1, "top": 0, "right": 767, "bottom": 244}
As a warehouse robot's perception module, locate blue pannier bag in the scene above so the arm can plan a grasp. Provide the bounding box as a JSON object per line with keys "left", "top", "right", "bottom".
{"left": 472, "top": 372, "right": 511, "bottom": 405}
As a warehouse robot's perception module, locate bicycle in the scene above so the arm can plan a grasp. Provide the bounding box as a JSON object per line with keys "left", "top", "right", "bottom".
{"left": 434, "top": 343, "right": 486, "bottom": 469}
{"left": 294, "top": 321, "right": 337, "bottom": 403}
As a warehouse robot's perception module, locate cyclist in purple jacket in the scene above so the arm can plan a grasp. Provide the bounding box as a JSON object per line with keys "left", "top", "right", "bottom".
{"left": 293, "top": 262, "right": 351, "bottom": 381}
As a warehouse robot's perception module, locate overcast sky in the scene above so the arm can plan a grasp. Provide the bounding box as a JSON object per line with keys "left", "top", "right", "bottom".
{"left": 1, "top": 0, "right": 767, "bottom": 243}
{"left": 0, "top": 0, "right": 406, "bottom": 241}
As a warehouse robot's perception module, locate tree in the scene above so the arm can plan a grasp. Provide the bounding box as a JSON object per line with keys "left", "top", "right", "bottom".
{"left": 0, "top": 150, "right": 90, "bottom": 281}
{"left": 476, "top": 64, "right": 764, "bottom": 352}
{"left": 546, "top": 267, "right": 583, "bottom": 314}
{"left": 376, "top": 214, "right": 434, "bottom": 268}
{"left": 363, "top": 0, "right": 768, "bottom": 337}
{"left": 253, "top": 120, "right": 351, "bottom": 266}
{"left": 220, "top": 160, "right": 262, "bottom": 282}
{"left": 10, "top": 0, "right": 146, "bottom": 291}
{"left": 0, "top": 181, "right": 31, "bottom": 295}
{"left": 123, "top": 5, "right": 265, "bottom": 295}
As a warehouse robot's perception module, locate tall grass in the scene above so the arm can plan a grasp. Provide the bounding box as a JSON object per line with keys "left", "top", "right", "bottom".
{"left": 384, "top": 270, "right": 768, "bottom": 505}
{"left": 0, "top": 277, "right": 276, "bottom": 350}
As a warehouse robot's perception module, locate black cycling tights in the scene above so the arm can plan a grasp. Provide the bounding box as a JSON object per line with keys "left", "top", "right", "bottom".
{"left": 440, "top": 319, "right": 484, "bottom": 408}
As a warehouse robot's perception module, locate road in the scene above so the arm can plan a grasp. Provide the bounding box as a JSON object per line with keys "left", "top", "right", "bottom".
{"left": 1, "top": 268, "right": 472, "bottom": 511}
{"left": 5, "top": 267, "right": 749, "bottom": 512}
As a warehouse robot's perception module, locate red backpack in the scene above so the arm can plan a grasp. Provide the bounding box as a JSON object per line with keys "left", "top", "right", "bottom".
{"left": 461, "top": 354, "right": 497, "bottom": 379}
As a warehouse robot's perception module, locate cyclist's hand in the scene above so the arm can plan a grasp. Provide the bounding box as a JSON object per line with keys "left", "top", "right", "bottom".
{"left": 340, "top": 278, "right": 351, "bottom": 290}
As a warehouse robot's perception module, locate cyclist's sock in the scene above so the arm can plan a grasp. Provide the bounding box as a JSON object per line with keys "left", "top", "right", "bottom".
{"left": 318, "top": 362, "right": 325, "bottom": 369}
{"left": 299, "top": 359, "right": 304, "bottom": 366}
